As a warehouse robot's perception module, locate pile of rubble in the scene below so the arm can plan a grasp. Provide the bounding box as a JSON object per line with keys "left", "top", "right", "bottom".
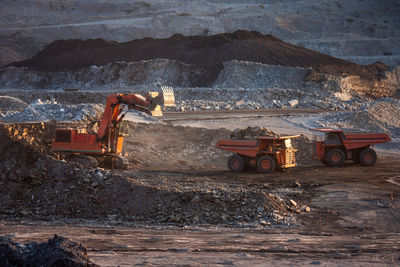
{"left": 0, "top": 123, "right": 111, "bottom": 186}
{"left": 151, "top": 184, "right": 296, "bottom": 227}
{"left": 312, "top": 97, "right": 400, "bottom": 141}
{"left": 0, "top": 97, "right": 103, "bottom": 123}
{"left": 0, "top": 235, "right": 96, "bottom": 266}
{"left": 230, "top": 126, "right": 277, "bottom": 140}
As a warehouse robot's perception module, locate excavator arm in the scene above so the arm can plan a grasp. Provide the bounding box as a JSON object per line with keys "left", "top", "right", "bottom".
{"left": 97, "top": 88, "right": 174, "bottom": 140}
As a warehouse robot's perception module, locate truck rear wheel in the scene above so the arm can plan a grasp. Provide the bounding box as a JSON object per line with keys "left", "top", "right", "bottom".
{"left": 228, "top": 154, "right": 245, "bottom": 172}
{"left": 359, "top": 148, "right": 377, "bottom": 166}
{"left": 257, "top": 155, "right": 275, "bottom": 173}
{"left": 326, "top": 149, "right": 345, "bottom": 167}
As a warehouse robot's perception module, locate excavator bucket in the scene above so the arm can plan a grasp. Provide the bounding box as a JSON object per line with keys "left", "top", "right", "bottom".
{"left": 147, "top": 87, "right": 175, "bottom": 116}
{"left": 161, "top": 86, "right": 175, "bottom": 107}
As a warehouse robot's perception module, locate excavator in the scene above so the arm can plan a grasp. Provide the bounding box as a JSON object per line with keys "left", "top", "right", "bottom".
{"left": 51, "top": 87, "right": 175, "bottom": 169}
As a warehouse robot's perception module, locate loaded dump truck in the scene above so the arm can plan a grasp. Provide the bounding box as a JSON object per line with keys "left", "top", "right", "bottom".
{"left": 216, "top": 135, "right": 300, "bottom": 173}
{"left": 310, "top": 128, "right": 391, "bottom": 167}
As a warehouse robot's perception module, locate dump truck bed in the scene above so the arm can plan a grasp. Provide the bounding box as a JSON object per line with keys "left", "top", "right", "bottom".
{"left": 215, "top": 139, "right": 260, "bottom": 158}
{"left": 310, "top": 128, "right": 391, "bottom": 150}
{"left": 216, "top": 135, "right": 300, "bottom": 158}
{"left": 342, "top": 132, "right": 391, "bottom": 150}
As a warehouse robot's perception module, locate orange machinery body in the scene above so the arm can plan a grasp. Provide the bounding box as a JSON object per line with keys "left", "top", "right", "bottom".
{"left": 311, "top": 128, "right": 391, "bottom": 161}
{"left": 51, "top": 93, "right": 153, "bottom": 156}
{"left": 216, "top": 135, "right": 300, "bottom": 172}
{"left": 51, "top": 129, "right": 124, "bottom": 155}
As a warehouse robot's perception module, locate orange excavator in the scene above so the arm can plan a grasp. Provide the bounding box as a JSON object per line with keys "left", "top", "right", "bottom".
{"left": 51, "top": 87, "right": 175, "bottom": 169}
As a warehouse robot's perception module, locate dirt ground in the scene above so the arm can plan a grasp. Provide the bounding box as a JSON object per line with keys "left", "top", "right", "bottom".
{"left": 1, "top": 156, "right": 399, "bottom": 266}
{"left": 1, "top": 110, "right": 399, "bottom": 266}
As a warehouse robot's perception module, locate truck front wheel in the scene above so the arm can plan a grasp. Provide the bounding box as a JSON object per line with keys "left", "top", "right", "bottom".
{"left": 228, "top": 154, "right": 245, "bottom": 172}
{"left": 325, "top": 149, "right": 345, "bottom": 167}
{"left": 359, "top": 148, "right": 377, "bottom": 166}
{"left": 257, "top": 155, "right": 275, "bottom": 173}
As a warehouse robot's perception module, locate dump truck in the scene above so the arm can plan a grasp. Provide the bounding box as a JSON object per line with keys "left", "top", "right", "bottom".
{"left": 310, "top": 128, "right": 391, "bottom": 167}
{"left": 216, "top": 135, "right": 300, "bottom": 173}
{"left": 51, "top": 87, "right": 175, "bottom": 169}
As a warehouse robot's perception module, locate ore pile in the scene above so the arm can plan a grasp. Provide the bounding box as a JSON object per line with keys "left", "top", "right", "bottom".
{"left": 230, "top": 126, "right": 278, "bottom": 140}
{"left": 0, "top": 235, "right": 97, "bottom": 266}
{"left": 7, "top": 30, "right": 387, "bottom": 83}
{"left": 0, "top": 98, "right": 103, "bottom": 123}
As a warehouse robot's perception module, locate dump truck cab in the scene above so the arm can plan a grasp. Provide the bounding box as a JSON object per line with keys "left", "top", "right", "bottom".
{"left": 310, "top": 128, "right": 391, "bottom": 167}
{"left": 216, "top": 135, "right": 300, "bottom": 173}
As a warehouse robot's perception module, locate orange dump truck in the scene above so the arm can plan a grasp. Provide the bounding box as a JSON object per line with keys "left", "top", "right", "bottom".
{"left": 310, "top": 128, "right": 391, "bottom": 167}
{"left": 216, "top": 135, "right": 300, "bottom": 173}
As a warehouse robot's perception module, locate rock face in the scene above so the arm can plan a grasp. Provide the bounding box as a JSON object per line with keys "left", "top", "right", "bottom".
{"left": 0, "top": 60, "right": 213, "bottom": 89}
{"left": 214, "top": 61, "right": 312, "bottom": 89}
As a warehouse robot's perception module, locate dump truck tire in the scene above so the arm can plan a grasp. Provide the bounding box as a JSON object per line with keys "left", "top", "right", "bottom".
{"left": 359, "top": 148, "right": 377, "bottom": 166}
{"left": 257, "top": 155, "right": 275, "bottom": 173}
{"left": 228, "top": 154, "right": 245, "bottom": 172}
{"left": 326, "top": 149, "right": 345, "bottom": 167}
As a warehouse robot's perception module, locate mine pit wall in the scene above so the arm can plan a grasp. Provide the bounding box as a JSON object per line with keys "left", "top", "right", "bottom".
{"left": 320, "top": 66, "right": 400, "bottom": 98}
{"left": 213, "top": 61, "right": 312, "bottom": 89}
{"left": 0, "top": 60, "right": 398, "bottom": 103}
{"left": 0, "top": 59, "right": 216, "bottom": 89}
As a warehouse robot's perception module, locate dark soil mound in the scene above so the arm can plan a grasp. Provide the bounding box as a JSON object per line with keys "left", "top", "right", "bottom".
{"left": 0, "top": 235, "right": 97, "bottom": 266}
{"left": 0, "top": 47, "right": 23, "bottom": 67}
{"left": 7, "top": 30, "right": 387, "bottom": 80}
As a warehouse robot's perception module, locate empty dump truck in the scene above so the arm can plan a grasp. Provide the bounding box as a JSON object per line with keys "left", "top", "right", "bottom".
{"left": 310, "top": 128, "right": 391, "bottom": 167}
